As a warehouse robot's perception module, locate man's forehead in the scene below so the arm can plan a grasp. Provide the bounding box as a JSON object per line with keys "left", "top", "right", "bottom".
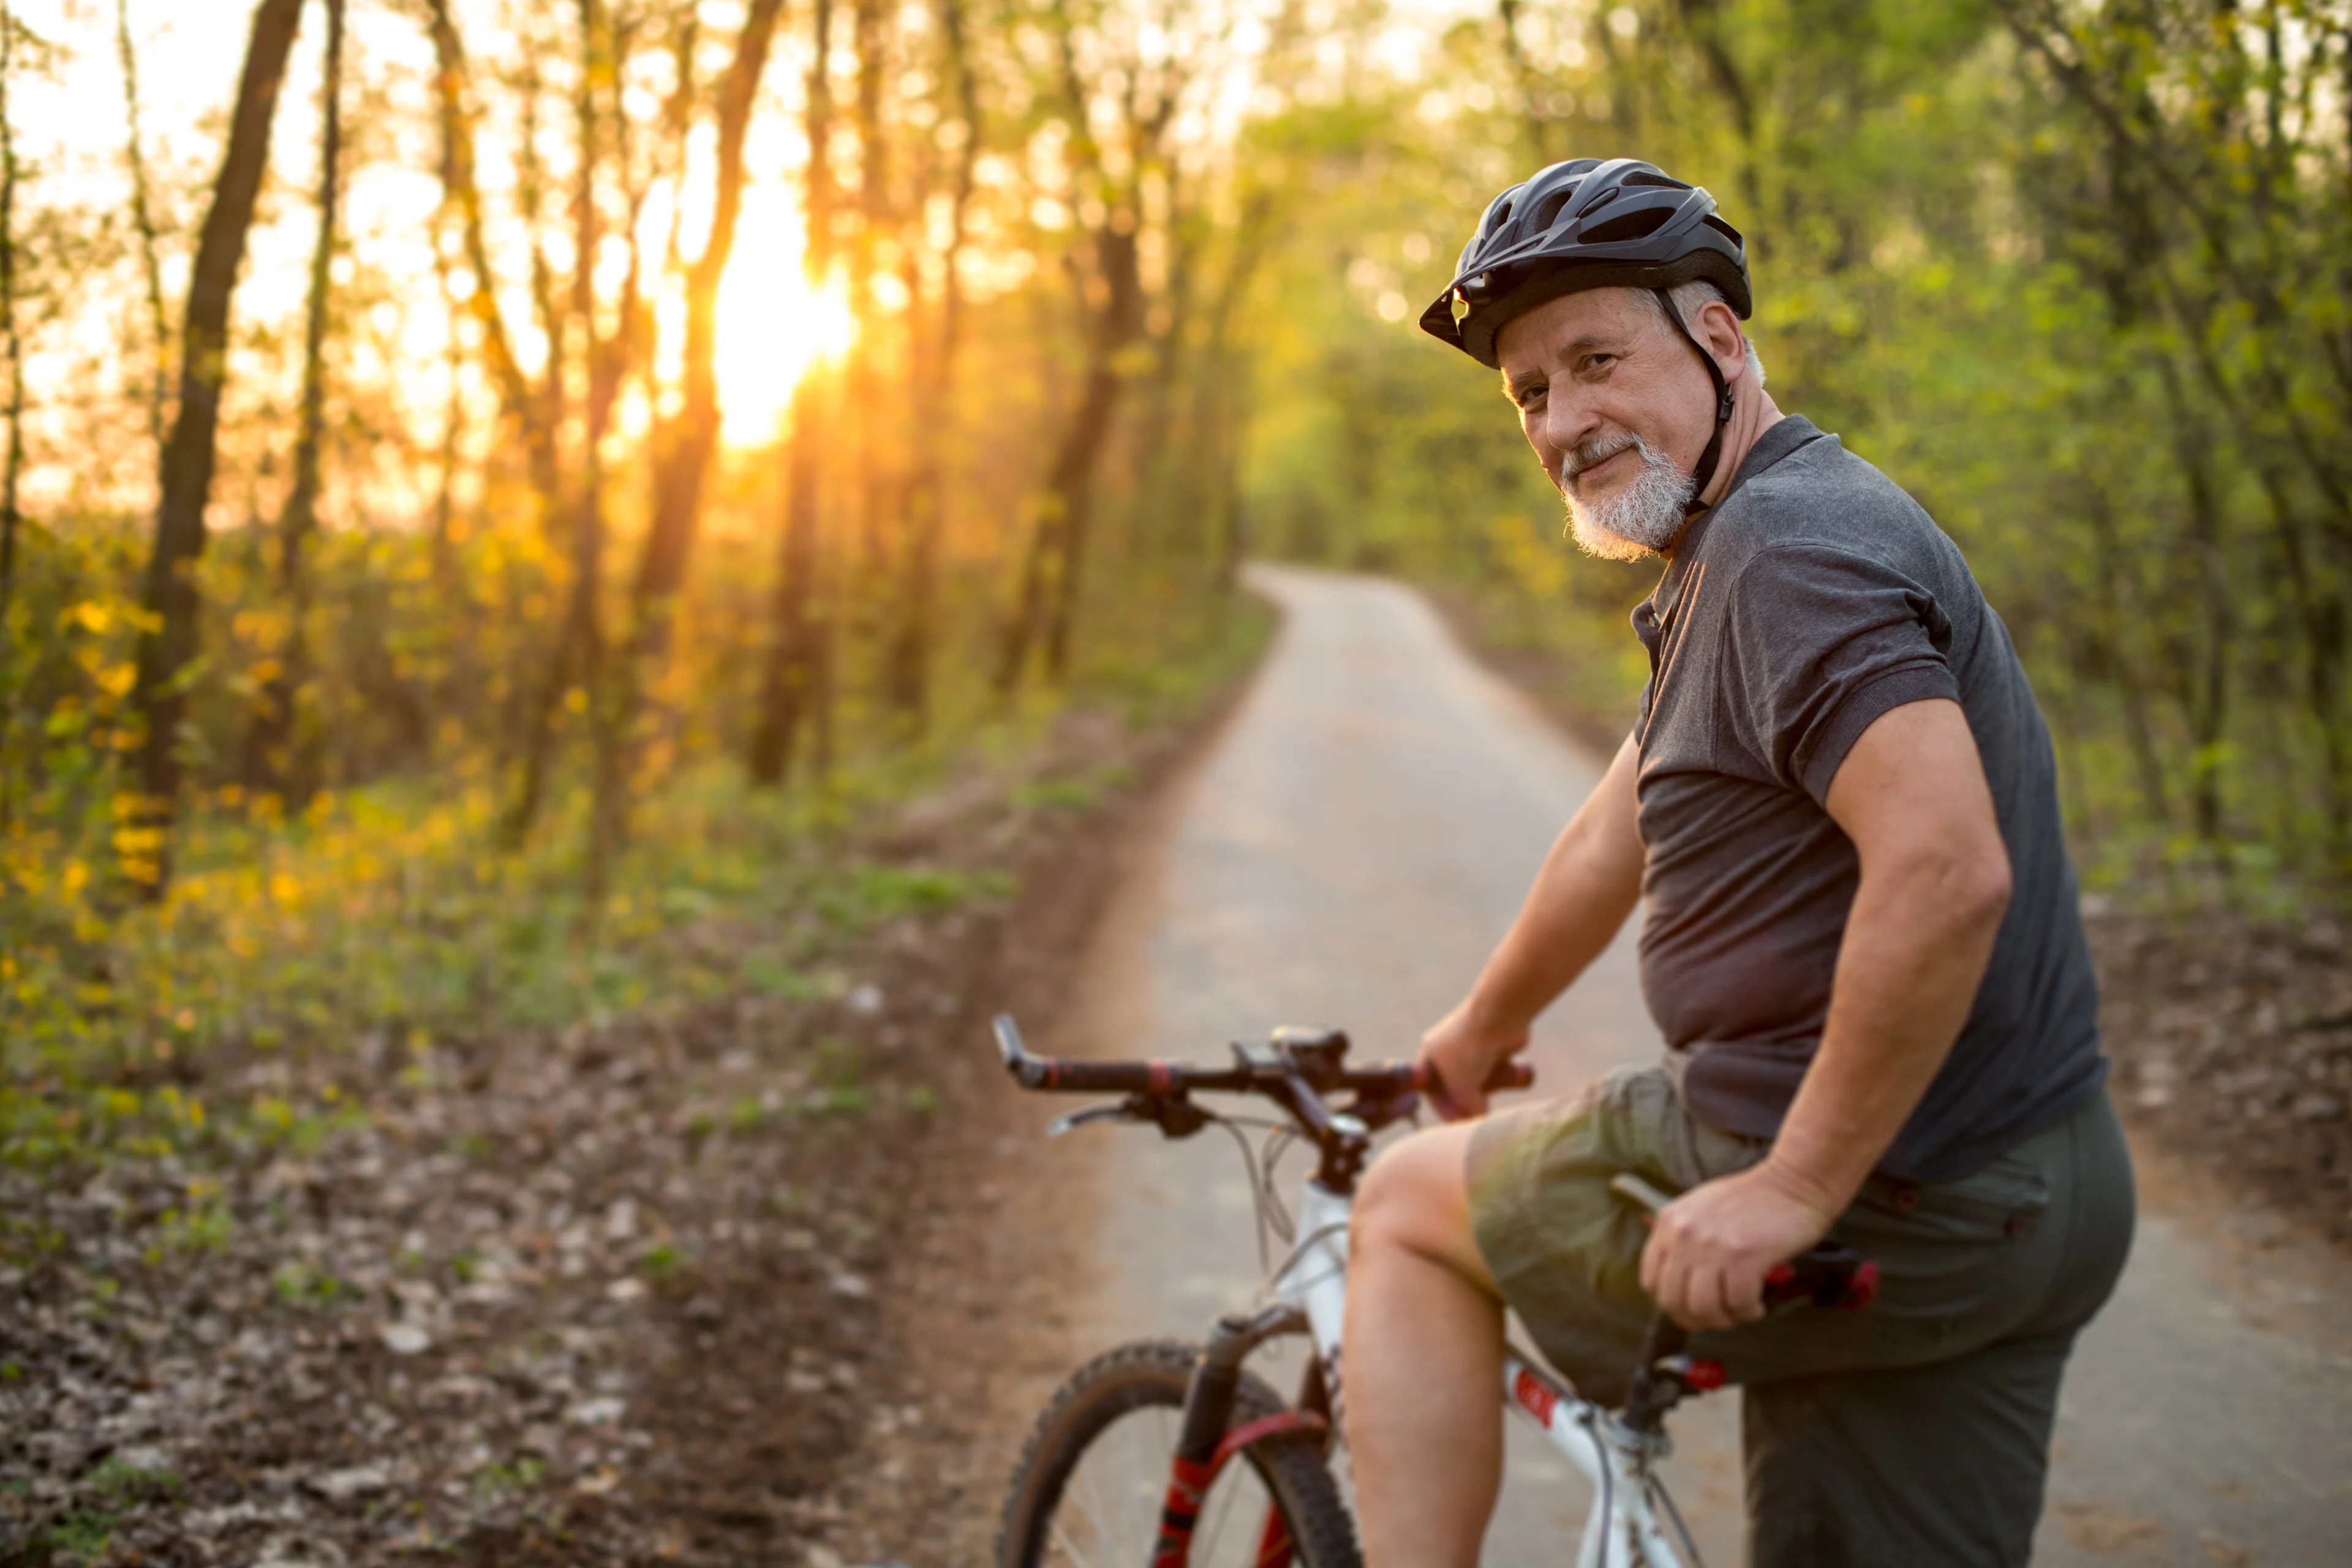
{"left": 1496, "top": 287, "right": 1648, "bottom": 376}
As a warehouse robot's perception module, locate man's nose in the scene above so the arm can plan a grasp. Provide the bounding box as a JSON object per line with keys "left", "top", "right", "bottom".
{"left": 1542, "top": 387, "right": 1595, "bottom": 470}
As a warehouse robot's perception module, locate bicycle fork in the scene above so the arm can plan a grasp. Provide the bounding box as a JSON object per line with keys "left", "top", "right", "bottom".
{"left": 1152, "top": 1304, "right": 1329, "bottom": 1568}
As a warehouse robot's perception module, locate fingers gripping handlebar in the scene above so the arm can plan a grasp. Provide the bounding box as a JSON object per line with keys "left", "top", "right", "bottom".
{"left": 1412, "top": 1059, "right": 1537, "bottom": 1096}
{"left": 1607, "top": 1172, "right": 1880, "bottom": 1313}
{"left": 1607, "top": 1172, "right": 1880, "bottom": 1429}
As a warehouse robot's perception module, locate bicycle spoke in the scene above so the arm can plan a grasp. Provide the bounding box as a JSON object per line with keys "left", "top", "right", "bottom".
{"left": 1066, "top": 1413, "right": 1119, "bottom": 1557}
{"left": 1198, "top": 1457, "right": 1242, "bottom": 1563}
{"left": 1047, "top": 1403, "right": 1182, "bottom": 1564}
{"left": 1047, "top": 1515, "right": 1100, "bottom": 1568}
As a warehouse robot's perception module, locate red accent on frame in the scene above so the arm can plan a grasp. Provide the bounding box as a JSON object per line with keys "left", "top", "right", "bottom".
{"left": 1209, "top": 1411, "right": 1329, "bottom": 1472}
{"left": 1149, "top": 1060, "right": 1173, "bottom": 1093}
{"left": 1150, "top": 1414, "right": 1329, "bottom": 1568}
{"left": 1683, "top": 1358, "right": 1728, "bottom": 1392}
{"left": 1152, "top": 1457, "right": 1213, "bottom": 1568}
{"left": 1513, "top": 1367, "right": 1559, "bottom": 1427}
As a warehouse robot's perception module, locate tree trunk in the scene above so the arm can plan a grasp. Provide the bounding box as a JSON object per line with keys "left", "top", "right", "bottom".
{"left": 578, "top": 0, "right": 782, "bottom": 855}
{"left": 995, "top": 7, "right": 1166, "bottom": 692}
{"left": 750, "top": 372, "right": 831, "bottom": 785}
{"left": 845, "top": 0, "right": 891, "bottom": 612}
{"left": 997, "top": 216, "right": 1145, "bottom": 691}
{"left": 244, "top": 0, "right": 345, "bottom": 805}
{"left": 1495, "top": 0, "right": 1553, "bottom": 159}
{"left": 2156, "top": 354, "right": 2232, "bottom": 861}
{"left": 425, "top": 0, "right": 605, "bottom": 846}
{"left": 117, "top": 0, "right": 172, "bottom": 454}
{"left": 422, "top": 0, "right": 556, "bottom": 506}
{"left": 883, "top": 0, "right": 980, "bottom": 729}
{"left": 2082, "top": 485, "right": 2171, "bottom": 832}
{"left": 0, "top": 4, "right": 24, "bottom": 625}
{"left": 127, "top": 0, "right": 304, "bottom": 895}
{"left": 623, "top": 0, "right": 782, "bottom": 674}
{"left": 748, "top": 0, "right": 836, "bottom": 788}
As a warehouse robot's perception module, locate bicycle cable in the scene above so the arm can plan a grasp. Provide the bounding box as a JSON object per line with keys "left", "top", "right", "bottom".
{"left": 1260, "top": 1219, "right": 1351, "bottom": 1302}
{"left": 1593, "top": 1412, "right": 1615, "bottom": 1559}
{"left": 1648, "top": 1471, "right": 1706, "bottom": 1567}
{"left": 1202, "top": 1109, "right": 1277, "bottom": 1277}
{"left": 1256, "top": 1123, "right": 1299, "bottom": 1245}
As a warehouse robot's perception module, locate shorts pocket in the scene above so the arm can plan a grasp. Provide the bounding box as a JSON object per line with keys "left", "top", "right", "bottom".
{"left": 1854, "top": 1150, "right": 2052, "bottom": 1246}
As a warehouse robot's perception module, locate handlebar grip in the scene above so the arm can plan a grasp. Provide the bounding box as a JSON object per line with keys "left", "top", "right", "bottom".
{"left": 1409, "top": 1060, "right": 1536, "bottom": 1096}
{"left": 1762, "top": 1246, "right": 1880, "bottom": 1311}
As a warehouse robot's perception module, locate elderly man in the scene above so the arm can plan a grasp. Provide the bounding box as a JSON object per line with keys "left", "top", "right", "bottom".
{"left": 1343, "top": 159, "right": 2135, "bottom": 1566}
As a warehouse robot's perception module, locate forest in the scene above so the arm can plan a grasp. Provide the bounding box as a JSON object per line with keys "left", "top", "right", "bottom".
{"left": 0, "top": 2, "right": 2348, "bottom": 1561}
{"left": 2, "top": 0, "right": 2349, "bottom": 1150}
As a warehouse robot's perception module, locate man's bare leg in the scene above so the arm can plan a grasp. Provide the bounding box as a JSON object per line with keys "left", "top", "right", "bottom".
{"left": 1344, "top": 1121, "right": 1504, "bottom": 1568}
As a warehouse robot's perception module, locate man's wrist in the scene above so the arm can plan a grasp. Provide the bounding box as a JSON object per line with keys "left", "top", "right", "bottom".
{"left": 1753, "top": 1150, "right": 1855, "bottom": 1232}
{"left": 1460, "top": 988, "right": 1530, "bottom": 1042}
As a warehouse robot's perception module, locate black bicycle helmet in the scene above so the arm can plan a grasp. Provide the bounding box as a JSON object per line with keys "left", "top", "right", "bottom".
{"left": 1420, "top": 157, "right": 1750, "bottom": 366}
{"left": 1419, "top": 156, "right": 1753, "bottom": 503}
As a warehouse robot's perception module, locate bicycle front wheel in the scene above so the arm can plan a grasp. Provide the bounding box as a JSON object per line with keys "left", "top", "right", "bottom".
{"left": 996, "top": 1339, "right": 1360, "bottom": 1568}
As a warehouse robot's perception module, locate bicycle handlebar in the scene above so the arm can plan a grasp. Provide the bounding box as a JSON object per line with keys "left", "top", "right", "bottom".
{"left": 992, "top": 1014, "right": 1533, "bottom": 1099}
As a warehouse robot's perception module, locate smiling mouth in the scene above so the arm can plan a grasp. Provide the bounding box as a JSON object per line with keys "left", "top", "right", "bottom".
{"left": 1567, "top": 445, "right": 1632, "bottom": 492}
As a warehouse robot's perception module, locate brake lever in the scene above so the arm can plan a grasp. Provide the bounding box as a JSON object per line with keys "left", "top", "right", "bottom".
{"left": 1047, "top": 1093, "right": 1212, "bottom": 1140}
{"left": 1047, "top": 1104, "right": 1137, "bottom": 1137}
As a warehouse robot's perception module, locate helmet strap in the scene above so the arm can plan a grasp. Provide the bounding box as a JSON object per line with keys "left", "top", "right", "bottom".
{"left": 1653, "top": 289, "right": 1737, "bottom": 514}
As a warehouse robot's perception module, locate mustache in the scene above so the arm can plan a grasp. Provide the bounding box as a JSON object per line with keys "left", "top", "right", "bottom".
{"left": 1561, "top": 433, "right": 1642, "bottom": 489}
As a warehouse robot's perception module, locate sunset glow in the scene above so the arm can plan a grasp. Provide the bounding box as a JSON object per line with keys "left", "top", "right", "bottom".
{"left": 709, "top": 197, "right": 858, "bottom": 447}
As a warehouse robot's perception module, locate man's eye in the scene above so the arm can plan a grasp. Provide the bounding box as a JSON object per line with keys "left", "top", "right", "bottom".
{"left": 1516, "top": 385, "right": 1546, "bottom": 410}
{"left": 1583, "top": 353, "right": 1615, "bottom": 373}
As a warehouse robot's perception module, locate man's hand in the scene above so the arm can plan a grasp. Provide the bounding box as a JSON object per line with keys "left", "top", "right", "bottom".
{"left": 1416, "top": 1001, "right": 1528, "bottom": 1120}
{"left": 1638, "top": 1163, "right": 1841, "bottom": 1331}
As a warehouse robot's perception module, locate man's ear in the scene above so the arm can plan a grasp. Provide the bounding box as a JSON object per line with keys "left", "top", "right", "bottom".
{"left": 1694, "top": 298, "right": 1747, "bottom": 384}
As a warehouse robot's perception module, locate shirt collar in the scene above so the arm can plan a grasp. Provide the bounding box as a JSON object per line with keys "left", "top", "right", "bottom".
{"left": 1642, "top": 415, "right": 1826, "bottom": 630}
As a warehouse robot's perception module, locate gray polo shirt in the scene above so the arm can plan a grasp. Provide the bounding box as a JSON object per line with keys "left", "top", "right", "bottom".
{"left": 1632, "top": 415, "right": 2105, "bottom": 1182}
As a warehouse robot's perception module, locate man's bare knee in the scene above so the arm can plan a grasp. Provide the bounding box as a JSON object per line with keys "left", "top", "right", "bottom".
{"left": 1352, "top": 1123, "right": 1494, "bottom": 1291}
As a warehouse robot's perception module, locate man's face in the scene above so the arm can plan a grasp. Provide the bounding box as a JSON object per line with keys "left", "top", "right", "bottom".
{"left": 1494, "top": 287, "right": 1724, "bottom": 560}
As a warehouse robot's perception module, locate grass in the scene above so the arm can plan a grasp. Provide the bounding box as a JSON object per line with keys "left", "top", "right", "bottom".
{"left": 33, "top": 1508, "right": 117, "bottom": 1566}
{"left": 271, "top": 1259, "right": 350, "bottom": 1309}
{"left": 85, "top": 1456, "right": 179, "bottom": 1506}
{"left": 0, "top": 590, "right": 1275, "bottom": 1217}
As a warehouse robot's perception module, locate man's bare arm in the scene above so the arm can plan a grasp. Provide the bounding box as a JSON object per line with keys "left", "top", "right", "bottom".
{"left": 1763, "top": 698, "right": 2015, "bottom": 1212}
{"left": 1641, "top": 698, "right": 2013, "bottom": 1329}
{"left": 1419, "top": 731, "right": 1646, "bottom": 1115}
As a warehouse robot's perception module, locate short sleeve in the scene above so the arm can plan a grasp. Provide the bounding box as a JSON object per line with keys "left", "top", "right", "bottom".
{"left": 1719, "top": 543, "right": 1959, "bottom": 802}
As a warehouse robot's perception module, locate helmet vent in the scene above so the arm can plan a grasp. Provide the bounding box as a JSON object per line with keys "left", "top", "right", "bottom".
{"left": 1703, "top": 214, "right": 1744, "bottom": 247}
{"left": 1528, "top": 189, "right": 1575, "bottom": 234}
{"left": 1622, "top": 172, "right": 1691, "bottom": 190}
{"left": 1578, "top": 206, "right": 1672, "bottom": 245}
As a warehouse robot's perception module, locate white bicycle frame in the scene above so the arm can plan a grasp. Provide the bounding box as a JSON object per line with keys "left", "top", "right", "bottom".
{"left": 1273, "top": 1180, "right": 1692, "bottom": 1568}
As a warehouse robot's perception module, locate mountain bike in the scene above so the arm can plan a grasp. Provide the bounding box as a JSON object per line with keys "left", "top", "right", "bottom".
{"left": 987, "top": 1016, "right": 1876, "bottom": 1568}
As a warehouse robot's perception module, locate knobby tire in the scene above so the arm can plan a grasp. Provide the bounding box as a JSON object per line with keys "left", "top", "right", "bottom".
{"left": 996, "top": 1339, "right": 1361, "bottom": 1568}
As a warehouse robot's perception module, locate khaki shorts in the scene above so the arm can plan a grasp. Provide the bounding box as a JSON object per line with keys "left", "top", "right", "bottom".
{"left": 1468, "top": 1066, "right": 2135, "bottom": 1568}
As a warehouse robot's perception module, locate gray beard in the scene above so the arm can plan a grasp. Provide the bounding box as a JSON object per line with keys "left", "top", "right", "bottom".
{"left": 1562, "top": 435, "right": 1695, "bottom": 562}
